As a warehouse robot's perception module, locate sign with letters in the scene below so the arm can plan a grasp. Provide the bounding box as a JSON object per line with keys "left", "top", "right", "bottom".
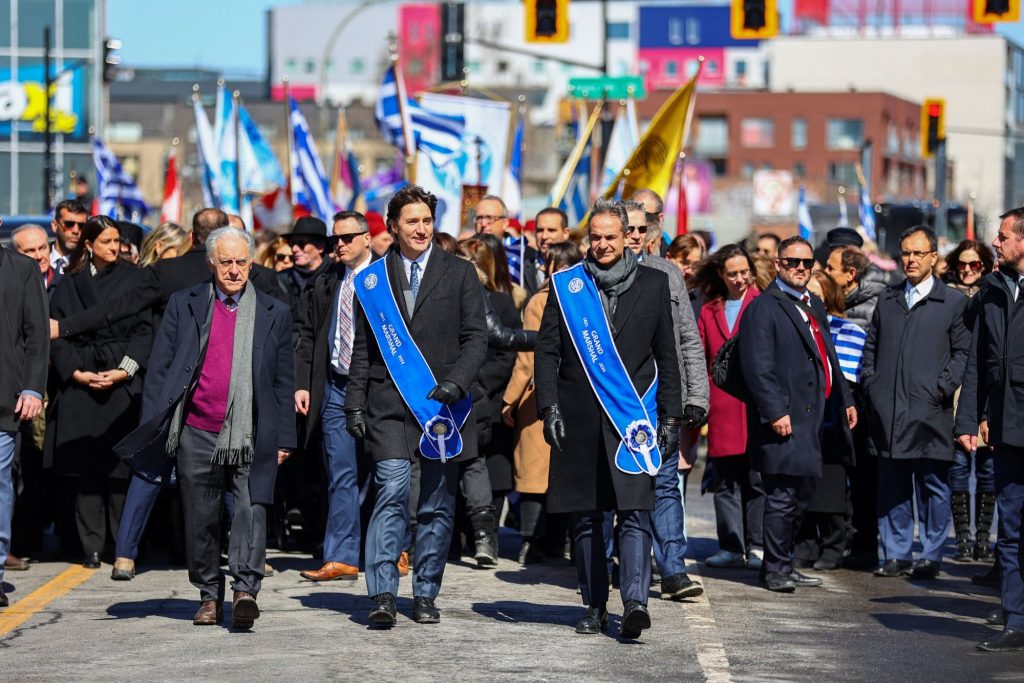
{"left": 0, "top": 66, "right": 87, "bottom": 141}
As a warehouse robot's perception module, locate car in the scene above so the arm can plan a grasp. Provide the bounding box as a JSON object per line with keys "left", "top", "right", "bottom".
{"left": 0, "top": 216, "right": 55, "bottom": 247}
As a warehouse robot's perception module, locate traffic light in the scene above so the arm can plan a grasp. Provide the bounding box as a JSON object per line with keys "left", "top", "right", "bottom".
{"left": 440, "top": 2, "right": 465, "bottom": 82}
{"left": 103, "top": 38, "right": 122, "bottom": 84}
{"left": 973, "top": 0, "right": 1020, "bottom": 23}
{"left": 525, "top": 0, "right": 569, "bottom": 44}
{"left": 920, "top": 98, "right": 946, "bottom": 158}
{"left": 731, "top": 0, "right": 778, "bottom": 39}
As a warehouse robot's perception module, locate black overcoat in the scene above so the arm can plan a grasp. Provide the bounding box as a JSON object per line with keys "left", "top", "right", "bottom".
{"left": 345, "top": 248, "right": 488, "bottom": 463}
{"left": 534, "top": 265, "right": 683, "bottom": 514}
{"left": 862, "top": 277, "right": 969, "bottom": 461}
{"left": 0, "top": 247, "right": 49, "bottom": 433}
{"left": 478, "top": 290, "right": 520, "bottom": 490}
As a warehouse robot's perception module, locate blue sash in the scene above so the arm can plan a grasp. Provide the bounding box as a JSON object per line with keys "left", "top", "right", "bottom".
{"left": 550, "top": 263, "right": 662, "bottom": 476}
{"left": 353, "top": 258, "right": 472, "bottom": 462}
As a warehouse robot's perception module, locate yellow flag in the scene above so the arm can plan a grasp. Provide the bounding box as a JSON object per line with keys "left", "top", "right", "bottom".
{"left": 602, "top": 69, "right": 700, "bottom": 201}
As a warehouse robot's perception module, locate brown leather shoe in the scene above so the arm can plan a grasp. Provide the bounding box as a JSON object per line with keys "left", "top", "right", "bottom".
{"left": 397, "top": 552, "right": 410, "bottom": 577}
{"left": 192, "top": 600, "right": 222, "bottom": 626}
{"left": 4, "top": 555, "right": 30, "bottom": 571}
{"left": 232, "top": 591, "right": 260, "bottom": 629}
{"left": 299, "top": 561, "right": 358, "bottom": 582}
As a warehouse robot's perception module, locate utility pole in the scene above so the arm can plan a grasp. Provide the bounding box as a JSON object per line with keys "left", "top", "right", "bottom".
{"left": 43, "top": 26, "right": 53, "bottom": 213}
{"left": 934, "top": 138, "right": 948, "bottom": 239}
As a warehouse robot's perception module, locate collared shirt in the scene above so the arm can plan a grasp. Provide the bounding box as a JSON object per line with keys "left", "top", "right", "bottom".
{"left": 400, "top": 244, "right": 432, "bottom": 284}
{"left": 215, "top": 283, "right": 246, "bottom": 312}
{"left": 1017, "top": 273, "right": 1024, "bottom": 302}
{"left": 904, "top": 276, "right": 935, "bottom": 308}
{"left": 774, "top": 277, "right": 807, "bottom": 308}
{"left": 50, "top": 246, "right": 69, "bottom": 274}
{"left": 774, "top": 277, "right": 833, "bottom": 387}
{"left": 332, "top": 254, "right": 373, "bottom": 372}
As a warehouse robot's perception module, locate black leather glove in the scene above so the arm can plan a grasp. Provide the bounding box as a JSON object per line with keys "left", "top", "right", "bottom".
{"left": 427, "top": 380, "right": 464, "bottom": 405}
{"left": 657, "top": 417, "right": 682, "bottom": 454}
{"left": 345, "top": 409, "right": 366, "bottom": 439}
{"left": 682, "top": 405, "right": 708, "bottom": 430}
{"left": 540, "top": 405, "right": 567, "bottom": 452}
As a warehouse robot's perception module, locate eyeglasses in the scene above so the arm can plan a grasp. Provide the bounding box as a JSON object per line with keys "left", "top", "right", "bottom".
{"left": 900, "top": 249, "right": 935, "bottom": 260}
{"left": 779, "top": 257, "right": 815, "bottom": 270}
{"left": 627, "top": 224, "right": 648, "bottom": 235}
{"left": 274, "top": 253, "right": 293, "bottom": 264}
{"left": 289, "top": 237, "right": 324, "bottom": 249}
{"left": 329, "top": 232, "right": 368, "bottom": 247}
{"left": 957, "top": 260, "right": 983, "bottom": 272}
{"left": 62, "top": 219, "right": 86, "bottom": 230}
{"left": 474, "top": 214, "right": 506, "bottom": 223}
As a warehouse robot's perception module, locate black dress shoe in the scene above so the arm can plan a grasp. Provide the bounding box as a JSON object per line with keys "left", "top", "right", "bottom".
{"left": 661, "top": 572, "right": 704, "bottom": 600}
{"left": 619, "top": 600, "right": 651, "bottom": 639}
{"left": 764, "top": 572, "right": 796, "bottom": 593}
{"left": 412, "top": 596, "right": 440, "bottom": 624}
{"left": 0, "top": 586, "right": 7, "bottom": 608}
{"left": 82, "top": 552, "right": 101, "bottom": 569}
{"left": 874, "top": 560, "right": 913, "bottom": 577}
{"left": 977, "top": 628, "right": 1024, "bottom": 652}
{"left": 574, "top": 605, "right": 608, "bottom": 634}
{"left": 790, "top": 570, "right": 823, "bottom": 587}
{"left": 986, "top": 608, "right": 1006, "bottom": 626}
{"left": 813, "top": 559, "right": 839, "bottom": 571}
{"left": 910, "top": 559, "right": 941, "bottom": 580}
{"left": 369, "top": 592, "right": 397, "bottom": 627}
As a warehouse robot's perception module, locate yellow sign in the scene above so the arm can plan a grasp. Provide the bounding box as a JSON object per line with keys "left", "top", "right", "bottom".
{"left": 973, "top": 0, "right": 1020, "bottom": 24}
{"left": 0, "top": 71, "right": 81, "bottom": 137}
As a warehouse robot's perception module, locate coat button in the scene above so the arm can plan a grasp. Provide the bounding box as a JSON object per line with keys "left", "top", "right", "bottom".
{"left": 185, "top": 366, "right": 192, "bottom": 372}
{"left": 806, "top": 405, "right": 812, "bottom": 412}
{"left": 168, "top": 398, "right": 174, "bottom": 404}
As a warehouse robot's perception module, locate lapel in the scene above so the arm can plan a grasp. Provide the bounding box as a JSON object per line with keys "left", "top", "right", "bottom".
{"left": 385, "top": 250, "right": 412, "bottom": 323}
{"left": 412, "top": 248, "right": 449, "bottom": 316}
{"left": 891, "top": 280, "right": 911, "bottom": 313}
{"left": 252, "top": 290, "right": 275, "bottom": 369}
{"left": 612, "top": 267, "right": 643, "bottom": 337}
{"left": 319, "top": 265, "right": 343, "bottom": 336}
{"left": 186, "top": 285, "right": 211, "bottom": 340}
{"left": 711, "top": 299, "right": 730, "bottom": 340}
{"left": 768, "top": 283, "right": 818, "bottom": 355}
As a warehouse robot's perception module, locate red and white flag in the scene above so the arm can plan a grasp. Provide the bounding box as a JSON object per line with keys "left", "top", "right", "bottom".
{"left": 160, "top": 146, "right": 182, "bottom": 224}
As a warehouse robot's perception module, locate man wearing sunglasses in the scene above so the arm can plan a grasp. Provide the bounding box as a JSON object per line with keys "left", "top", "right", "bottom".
{"left": 49, "top": 199, "right": 88, "bottom": 275}
{"left": 277, "top": 217, "right": 332, "bottom": 334}
{"left": 738, "top": 236, "right": 857, "bottom": 592}
{"left": 294, "top": 211, "right": 377, "bottom": 583}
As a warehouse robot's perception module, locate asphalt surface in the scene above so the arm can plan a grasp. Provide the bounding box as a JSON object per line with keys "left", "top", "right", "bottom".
{"left": 0, "top": 462, "right": 1018, "bottom": 682}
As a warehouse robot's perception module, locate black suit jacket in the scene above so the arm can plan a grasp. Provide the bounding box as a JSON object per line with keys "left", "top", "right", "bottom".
{"left": 345, "top": 248, "right": 488, "bottom": 463}
{"left": 0, "top": 247, "right": 49, "bottom": 432}
{"left": 738, "top": 281, "right": 854, "bottom": 477}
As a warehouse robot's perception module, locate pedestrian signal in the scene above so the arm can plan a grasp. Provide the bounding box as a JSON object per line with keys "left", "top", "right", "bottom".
{"left": 921, "top": 99, "right": 945, "bottom": 158}
{"left": 525, "top": 0, "right": 569, "bottom": 44}
{"left": 973, "top": 0, "right": 1020, "bottom": 23}
{"left": 731, "top": 0, "right": 778, "bottom": 40}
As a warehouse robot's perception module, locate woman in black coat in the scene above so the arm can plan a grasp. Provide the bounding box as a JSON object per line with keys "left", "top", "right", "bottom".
{"left": 46, "top": 216, "right": 153, "bottom": 567}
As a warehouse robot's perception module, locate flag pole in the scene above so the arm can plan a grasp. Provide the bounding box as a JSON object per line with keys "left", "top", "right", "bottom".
{"left": 232, "top": 89, "right": 243, "bottom": 220}
{"left": 282, "top": 76, "right": 294, "bottom": 210}
{"left": 331, "top": 107, "right": 345, "bottom": 205}
{"left": 551, "top": 101, "right": 604, "bottom": 207}
{"left": 389, "top": 42, "right": 417, "bottom": 184}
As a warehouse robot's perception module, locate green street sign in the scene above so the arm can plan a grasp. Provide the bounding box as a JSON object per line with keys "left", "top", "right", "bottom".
{"left": 568, "top": 76, "right": 646, "bottom": 100}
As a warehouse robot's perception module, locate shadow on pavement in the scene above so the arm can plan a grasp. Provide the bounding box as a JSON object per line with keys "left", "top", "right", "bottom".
{"left": 292, "top": 592, "right": 413, "bottom": 628}
{"left": 872, "top": 612, "right": 989, "bottom": 642}
{"left": 492, "top": 567, "right": 578, "bottom": 590}
{"left": 472, "top": 599, "right": 582, "bottom": 626}
{"left": 105, "top": 598, "right": 196, "bottom": 621}
{"left": 871, "top": 593, "right": 997, "bottom": 619}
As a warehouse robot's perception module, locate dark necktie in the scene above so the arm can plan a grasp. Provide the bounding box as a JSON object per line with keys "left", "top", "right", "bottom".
{"left": 410, "top": 261, "right": 421, "bottom": 301}
{"left": 801, "top": 294, "right": 832, "bottom": 399}
{"left": 224, "top": 297, "right": 236, "bottom": 310}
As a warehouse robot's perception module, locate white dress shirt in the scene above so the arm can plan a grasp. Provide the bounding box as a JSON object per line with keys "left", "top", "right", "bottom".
{"left": 904, "top": 276, "right": 935, "bottom": 309}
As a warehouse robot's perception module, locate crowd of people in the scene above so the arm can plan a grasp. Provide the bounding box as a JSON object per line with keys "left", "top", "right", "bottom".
{"left": 1, "top": 190, "right": 1023, "bottom": 651}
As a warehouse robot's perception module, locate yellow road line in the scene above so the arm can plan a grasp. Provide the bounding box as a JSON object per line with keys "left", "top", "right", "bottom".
{"left": 0, "top": 565, "right": 97, "bottom": 637}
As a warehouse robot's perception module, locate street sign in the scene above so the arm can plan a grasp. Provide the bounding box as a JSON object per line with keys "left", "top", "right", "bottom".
{"left": 568, "top": 76, "right": 646, "bottom": 101}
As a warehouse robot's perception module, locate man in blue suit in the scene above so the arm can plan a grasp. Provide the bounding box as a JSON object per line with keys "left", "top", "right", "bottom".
{"left": 738, "top": 236, "right": 857, "bottom": 592}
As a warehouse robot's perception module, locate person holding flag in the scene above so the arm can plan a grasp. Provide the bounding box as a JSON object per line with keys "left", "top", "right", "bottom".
{"left": 535, "top": 199, "right": 682, "bottom": 639}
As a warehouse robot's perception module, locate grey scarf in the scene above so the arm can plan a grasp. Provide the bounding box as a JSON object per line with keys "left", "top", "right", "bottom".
{"left": 584, "top": 247, "right": 638, "bottom": 322}
{"left": 165, "top": 284, "right": 256, "bottom": 465}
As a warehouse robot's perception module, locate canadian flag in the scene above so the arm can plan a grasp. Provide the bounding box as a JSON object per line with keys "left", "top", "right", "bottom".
{"left": 253, "top": 182, "right": 295, "bottom": 231}
{"left": 160, "top": 146, "right": 182, "bottom": 224}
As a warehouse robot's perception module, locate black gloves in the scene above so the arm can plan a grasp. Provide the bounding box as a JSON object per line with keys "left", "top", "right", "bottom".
{"left": 540, "top": 405, "right": 567, "bottom": 452}
{"left": 427, "top": 380, "right": 463, "bottom": 405}
{"left": 345, "top": 409, "right": 366, "bottom": 439}
{"left": 657, "top": 416, "right": 681, "bottom": 454}
{"left": 682, "top": 405, "right": 708, "bottom": 430}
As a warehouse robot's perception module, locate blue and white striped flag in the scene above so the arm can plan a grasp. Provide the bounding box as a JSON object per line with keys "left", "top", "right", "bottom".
{"left": 503, "top": 235, "right": 526, "bottom": 286}
{"left": 798, "top": 185, "right": 814, "bottom": 241}
{"left": 288, "top": 96, "right": 336, "bottom": 226}
{"left": 214, "top": 85, "right": 240, "bottom": 214}
{"left": 92, "top": 137, "right": 148, "bottom": 220}
{"left": 549, "top": 139, "right": 591, "bottom": 227}
{"left": 192, "top": 95, "right": 220, "bottom": 208}
{"left": 859, "top": 185, "right": 876, "bottom": 241}
{"left": 504, "top": 110, "right": 525, "bottom": 221}
{"left": 375, "top": 63, "right": 466, "bottom": 166}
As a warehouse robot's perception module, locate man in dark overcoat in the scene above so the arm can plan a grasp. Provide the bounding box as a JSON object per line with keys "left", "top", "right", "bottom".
{"left": 739, "top": 236, "right": 856, "bottom": 592}
{"left": 863, "top": 226, "right": 969, "bottom": 580}
{"left": 535, "top": 199, "right": 682, "bottom": 639}
{"left": 345, "top": 186, "right": 487, "bottom": 627}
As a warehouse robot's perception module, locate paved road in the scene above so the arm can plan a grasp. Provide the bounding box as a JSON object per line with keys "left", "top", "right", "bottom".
{"left": 0, "top": 465, "right": 1017, "bottom": 682}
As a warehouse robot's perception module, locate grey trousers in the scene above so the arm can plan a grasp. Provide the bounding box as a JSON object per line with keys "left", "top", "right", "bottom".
{"left": 177, "top": 426, "right": 265, "bottom": 602}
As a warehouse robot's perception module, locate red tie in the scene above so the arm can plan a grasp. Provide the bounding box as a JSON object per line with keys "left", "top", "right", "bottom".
{"left": 802, "top": 294, "right": 832, "bottom": 399}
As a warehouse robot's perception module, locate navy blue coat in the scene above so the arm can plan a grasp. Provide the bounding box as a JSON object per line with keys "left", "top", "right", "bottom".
{"left": 738, "top": 282, "right": 855, "bottom": 478}
{"left": 955, "top": 269, "right": 1024, "bottom": 449}
{"left": 862, "top": 277, "right": 969, "bottom": 461}
{"left": 115, "top": 281, "right": 296, "bottom": 504}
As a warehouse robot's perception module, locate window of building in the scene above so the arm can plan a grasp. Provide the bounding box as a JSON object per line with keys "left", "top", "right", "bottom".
{"left": 668, "top": 18, "right": 684, "bottom": 45}
{"left": 828, "top": 162, "right": 858, "bottom": 185}
{"left": 735, "top": 60, "right": 747, "bottom": 81}
{"left": 708, "top": 158, "right": 727, "bottom": 176}
{"left": 694, "top": 116, "right": 728, "bottom": 157}
{"left": 350, "top": 58, "right": 364, "bottom": 75}
{"left": 791, "top": 118, "right": 807, "bottom": 150}
{"left": 741, "top": 162, "right": 755, "bottom": 179}
{"left": 18, "top": 0, "right": 55, "bottom": 48}
{"left": 887, "top": 122, "right": 900, "bottom": 154}
{"left": 794, "top": 162, "right": 806, "bottom": 177}
{"left": 533, "top": 60, "right": 545, "bottom": 74}
{"left": 664, "top": 60, "right": 678, "bottom": 78}
{"left": 741, "top": 118, "right": 775, "bottom": 148}
{"left": 63, "top": 0, "right": 95, "bottom": 49}
{"left": 304, "top": 59, "right": 316, "bottom": 74}
{"left": 826, "top": 118, "right": 864, "bottom": 150}
{"left": 497, "top": 60, "right": 509, "bottom": 74}
{"left": 685, "top": 18, "right": 701, "bottom": 45}
{"left": 705, "top": 60, "right": 718, "bottom": 75}
{"left": 606, "top": 22, "right": 630, "bottom": 40}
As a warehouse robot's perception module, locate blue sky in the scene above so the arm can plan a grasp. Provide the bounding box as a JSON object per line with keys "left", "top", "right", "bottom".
{"left": 108, "top": 0, "right": 1024, "bottom": 77}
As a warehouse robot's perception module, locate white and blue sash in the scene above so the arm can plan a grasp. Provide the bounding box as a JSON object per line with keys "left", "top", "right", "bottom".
{"left": 354, "top": 258, "right": 471, "bottom": 462}
{"left": 550, "top": 263, "right": 661, "bottom": 476}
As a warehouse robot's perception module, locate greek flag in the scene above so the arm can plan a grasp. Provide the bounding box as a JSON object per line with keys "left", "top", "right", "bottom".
{"left": 92, "top": 137, "right": 148, "bottom": 220}
{"left": 288, "top": 96, "right": 336, "bottom": 226}
{"left": 859, "top": 185, "right": 876, "bottom": 241}
{"left": 504, "top": 111, "right": 525, "bottom": 220}
{"left": 375, "top": 64, "right": 465, "bottom": 166}
{"left": 828, "top": 316, "right": 867, "bottom": 383}
{"left": 213, "top": 86, "right": 240, "bottom": 214}
{"left": 550, "top": 139, "right": 591, "bottom": 227}
{"left": 503, "top": 235, "right": 526, "bottom": 285}
{"left": 798, "top": 184, "right": 814, "bottom": 241}
{"left": 192, "top": 95, "right": 220, "bottom": 208}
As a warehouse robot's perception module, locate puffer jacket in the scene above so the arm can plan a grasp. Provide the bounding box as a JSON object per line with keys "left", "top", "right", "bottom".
{"left": 844, "top": 266, "right": 888, "bottom": 330}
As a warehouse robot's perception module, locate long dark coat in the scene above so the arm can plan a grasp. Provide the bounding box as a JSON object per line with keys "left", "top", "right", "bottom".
{"left": 46, "top": 262, "right": 152, "bottom": 478}
{"left": 534, "top": 265, "right": 683, "bottom": 514}
{"left": 738, "top": 282, "right": 855, "bottom": 478}
{"left": 345, "top": 248, "right": 488, "bottom": 463}
{"left": 478, "top": 290, "right": 521, "bottom": 491}
{"left": 115, "top": 282, "right": 296, "bottom": 504}
{"left": 861, "top": 277, "right": 970, "bottom": 460}
{"left": 0, "top": 247, "right": 49, "bottom": 433}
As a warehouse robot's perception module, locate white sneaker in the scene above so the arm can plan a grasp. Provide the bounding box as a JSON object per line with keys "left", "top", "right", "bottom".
{"left": 705, "top": 550, "right": 746, "bottom": 568}
{"left": 747, "top": 548, "right": 764, "bottom": 570}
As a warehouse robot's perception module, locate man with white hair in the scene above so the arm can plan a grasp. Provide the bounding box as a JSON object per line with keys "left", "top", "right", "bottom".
{"left": 117, "top": 227, "right": 295, "bottom": 629}
{"left": 10, "top": 224, "right": 59, "bottom": 292}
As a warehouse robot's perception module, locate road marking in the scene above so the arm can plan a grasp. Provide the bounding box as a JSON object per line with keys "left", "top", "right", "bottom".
{"left": 0, "top": 565, "right": 96, "bottom": 638}
{"left": 684, "top": 566, "right": 734, "bottom": 683}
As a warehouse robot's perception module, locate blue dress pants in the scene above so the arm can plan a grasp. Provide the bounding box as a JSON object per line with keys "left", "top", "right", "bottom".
{"left": 876, "top": 458, "right": 952, "bottom": 563}
{"left": 0, "top": 431, "right": 15, "bottom": 583}
{"left": 575, "top": 510, "right": 652, "bottom": 607}
{"left": 320, "top": 374, "right": 363, "bottom": 567}
{"left": 994, "top": 448, "right": 1024, "bottom": 631}
{"left": 652, "top": 443, "right": 689, "bottom": 577}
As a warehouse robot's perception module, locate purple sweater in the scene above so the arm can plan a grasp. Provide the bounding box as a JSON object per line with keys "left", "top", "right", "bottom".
{"left": 186, "top": 300, "right": 237, "bottom": 433}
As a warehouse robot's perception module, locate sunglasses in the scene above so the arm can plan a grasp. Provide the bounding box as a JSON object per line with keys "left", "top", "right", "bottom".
{"left": 627, "top": 224, "right": 648, "bottom": 234}
{"left": 779, "top": 257, "right": 815, "bottom": 270}
{"left": 957, "top": 260, "right": 983, "bottom": 272}
{"left": 62, "top": 219, "right": 86, "bottom": 230}
{"left": 289, "top": 237, "right": 324, "bottom": 249}
{"left": 329, "top": 232, "right": 368, "bottom": 248}
{"left": 274, "top": 253, "right": 293, "bottom": 263}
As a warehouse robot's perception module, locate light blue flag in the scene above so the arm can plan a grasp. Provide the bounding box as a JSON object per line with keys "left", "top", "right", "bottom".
{"left": 92, "top": 137, "right": 148, "bottom": 220}
{"left": 798, "top": 185, "right": 814, "bottom": 241}
{"left": 375, "top": 63, "right": 466, "bottom": 166}
{"left": 288, "top": 96, "right": 336, "bottom": 225}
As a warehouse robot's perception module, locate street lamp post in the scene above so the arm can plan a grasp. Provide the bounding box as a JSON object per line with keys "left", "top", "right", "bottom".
{"left": 317, "top": 0, "right": 379, "bottom": 134}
